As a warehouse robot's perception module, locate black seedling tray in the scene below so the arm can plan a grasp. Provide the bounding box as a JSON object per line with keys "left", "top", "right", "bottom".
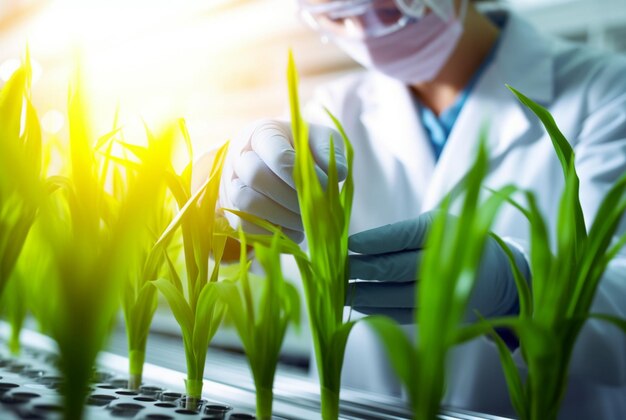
{"left": 0, "top": 348, "right": 260, "bottom": 420}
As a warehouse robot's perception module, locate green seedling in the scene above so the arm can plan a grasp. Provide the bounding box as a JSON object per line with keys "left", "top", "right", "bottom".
{"left": 32, "top": 69, "right": 172, "bottom": 419}
{"left": 287, "top": 51, "right": 356, "bottom": 420}
{"left": 229, "top": 51, "right": 357, "bottom": 419}
{"left": 106, "top": 126, "right": 179, "bottom": 390}
{"left": 365, "top": 136, "right": 517, "bottom": 420}
{"left": 0, "top": 51, "right": 43, "bottom": 309}
{"left": 467, "top": 87, "right": 626, "bottom": 420}
{"left": 217, "top": 230, "right": 300, "bottom": 419}
{"left": 149, "top": 138, "right": 230, "bottom": 408}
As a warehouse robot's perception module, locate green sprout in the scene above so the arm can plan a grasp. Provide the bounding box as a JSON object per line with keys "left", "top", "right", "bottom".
{"left": 364, "top": 135, "right": 517, "bottom": 420}
{"left": 470, "top": 87, "right": 626, "bottom": 420}
{"left": 150, "top": 138, "right": 230, "bottom": 409}
{"left": 228, "top": 50, "right": 358, "bottom": 419}
{"left": 287, "top": 51, "right": 356, "bottom": 420}
{"left": 0, "top": 51, "right": 43, "bottom": 313}
{"left": 31, "top": 69, "right": 173, "bottom": 419}
{"left": 103, "top": 124, "right": 181, "bottom": 391}
{"left": 216, "top": 230, "right": 300, "bottom": 419}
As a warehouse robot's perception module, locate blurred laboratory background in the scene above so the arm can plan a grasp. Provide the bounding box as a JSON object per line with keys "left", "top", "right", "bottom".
{"left": 0, "top": 0, "right": 624, "bottom": 155}
{"left": 0, "top": 0, "right": 625, "bottom": 361}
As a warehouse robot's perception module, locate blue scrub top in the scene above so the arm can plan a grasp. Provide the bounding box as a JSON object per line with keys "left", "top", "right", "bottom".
{"left": 419, "top": 36, "right": 501, "bottom": 161}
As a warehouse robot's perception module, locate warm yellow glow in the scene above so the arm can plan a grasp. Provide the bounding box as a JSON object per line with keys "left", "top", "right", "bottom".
{"left": 41, "top": 109, "right": 65, "bottom": 134}
{"left": 0, "top": 58, "right": 20, "bottom": 82}
{"left": 1, "top": 0, "right": 308, "bottom": 153}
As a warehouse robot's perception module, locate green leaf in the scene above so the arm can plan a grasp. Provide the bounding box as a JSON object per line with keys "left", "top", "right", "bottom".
{"left": 486, "top": 325, "right": 528, "bottom": 419}
{"left": 491, "top": 233, "right": 533, "bottom": 318}
{"left": 507, "top": 85, "right": 572, "bottom": 176}
{"left": 216, "top": 280, "right": 251, "bottom": 350}
{"left": 153, "top": 278, "right": 193, "bottom": 339}
{"left": 163, "top": 251, "right": 184, "bottom": 294}
{"left": 223, "top": 209, "right": 306, "bottom": 258}
{"left": 148, "top": 171, "right": 212, "bottom": 261}
{"left": 178, "top": 118, "right": 194, "bottom": 169}
{"left": 94, "top": 127, "right": 122, "bottom": 150}
{"left": 589, "top": 313, "right": 626, "bottom": 334}
{"left": 129, "top": 282, "right": 158, "bottom": 348}
{"left": 192, "top": 282, "right": 222, "bottom": 357}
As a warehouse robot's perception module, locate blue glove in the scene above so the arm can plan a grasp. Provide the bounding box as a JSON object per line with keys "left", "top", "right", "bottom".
{"left": 347, "top": 212, "right": 530, "bottom": 324}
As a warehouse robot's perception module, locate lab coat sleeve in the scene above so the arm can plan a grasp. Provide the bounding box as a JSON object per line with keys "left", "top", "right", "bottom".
{"left": 551, "top": 56, "right": 626, "bottom": 387}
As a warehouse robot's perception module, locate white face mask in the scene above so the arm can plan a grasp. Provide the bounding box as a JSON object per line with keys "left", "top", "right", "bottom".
{"left": 332, "top": 0, "right": 468, "bottom": 84}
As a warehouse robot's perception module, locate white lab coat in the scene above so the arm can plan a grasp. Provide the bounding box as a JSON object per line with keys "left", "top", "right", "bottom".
{"left": 304, "top": 9, "right": 626, "bottom": 419}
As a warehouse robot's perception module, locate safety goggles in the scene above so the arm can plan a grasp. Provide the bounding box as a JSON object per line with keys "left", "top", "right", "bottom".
{"left": 298, "top": 0, "right": 453, "bottom": 39}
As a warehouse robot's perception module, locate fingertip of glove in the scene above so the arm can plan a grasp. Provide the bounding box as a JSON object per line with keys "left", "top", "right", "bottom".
{"left": 290, "top": 230, "right": 305, "bottom": 244}
{"left": 348, "top": 232, "right": 369, "bottom": 253}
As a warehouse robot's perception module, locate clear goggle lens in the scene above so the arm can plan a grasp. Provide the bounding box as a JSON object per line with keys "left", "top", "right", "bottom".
{"left": 299, "top": 0, "right": 452, "bottom": 39}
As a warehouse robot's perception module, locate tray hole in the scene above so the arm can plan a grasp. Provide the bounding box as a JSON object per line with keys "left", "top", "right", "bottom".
{"left": 160, "top": 391, "right": 182, "bottom": 402}
{"left": 155, "top": 402, "right": 177, "bottom": 408}
{"left": 34, "top": 403, "right": 63, "bottom": 412}
{"left": 113, "top": 403, "right": 144, "bottom": 410}
{"left": 139, "top": 385, "right": 163, "bottom": 397}
{"left": 0, "top": 382, "right": 19, "bottom": 390}
{"left": 205, "top": 403, "right": 232, "bottom": 413}
{"left": 1, "top": 394, "right": 29, "bottom": 404}
{"left": 116, "top": 390, "right": 139, "bottom": 396}
{"left": 12, "top": 392, "right": 40, "bottom": 399}
{"left": 87, "top": 394, "right": 118, "bottom": 406}
{"left": 134, "top": 396, "right": 156, "bottom": 402}
{"left": 175, "top": 409, "right": 198, "bottom": 415}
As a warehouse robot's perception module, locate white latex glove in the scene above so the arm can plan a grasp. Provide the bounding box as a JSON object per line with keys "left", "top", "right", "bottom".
{"left": 220, "top": 119, "right": 347, "bottom": 243}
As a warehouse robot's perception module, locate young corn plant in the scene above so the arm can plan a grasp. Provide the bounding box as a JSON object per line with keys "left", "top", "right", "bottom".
{"left": 107, "top": 127, "right": 178, "bottom": 390}
{"left": 216, "top": 230, "right": 300, "bottom": 419}
{"left": 0, "top": 52, "right": 43, "bottom": 307}
{"left": 470, "top": 87, "right": 626, "bottom": 420}
{"left": 231, "top": 50, "right": 358, "bottom": 419}
{"left": 34, "top": 71, "right": 171, "bottom": 420}
{"left": 287, "top": 51, "right": 357, "bottom": 420}
{"left": 364, "top": 137, "right": 518, "bottom": 420}
{"left": 122, "top": 200, "right": 176, "bottom": 390}
{"left": 149, "top": 137, "right": 230, "bottom": 409}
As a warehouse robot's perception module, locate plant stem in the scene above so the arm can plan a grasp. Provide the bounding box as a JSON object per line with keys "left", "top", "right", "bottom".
{"left": 61, "top": 361, "right": 91, "bottom": 420}
{"left": 255, "top": 386, "right": 274, "bottom": 420}
{"left": 321, "top": 386, "right": 340, "bottom": 420}
{"left": 185, "top": 378, "right": 203, "bottom": 397}
{"left": 64, "top": 398, "right": 85, "bottom": 420}
{"left": 9, "top": 324, "right": 20, "bottom": 356}
{"left": 128, "top": 349, "right": 146, "bottom": 390}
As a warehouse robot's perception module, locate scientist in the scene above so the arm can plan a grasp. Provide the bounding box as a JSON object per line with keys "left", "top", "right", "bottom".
{"left": 204, "top": 0, "right": 626, "bottom": 418}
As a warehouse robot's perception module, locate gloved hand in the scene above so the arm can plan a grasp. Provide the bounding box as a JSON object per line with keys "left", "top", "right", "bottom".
{"left": 347, "top": 212, "right": 530, "bottom": 324}
{"left": 220, "top": 119, "right": 347, "bottom": 243}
